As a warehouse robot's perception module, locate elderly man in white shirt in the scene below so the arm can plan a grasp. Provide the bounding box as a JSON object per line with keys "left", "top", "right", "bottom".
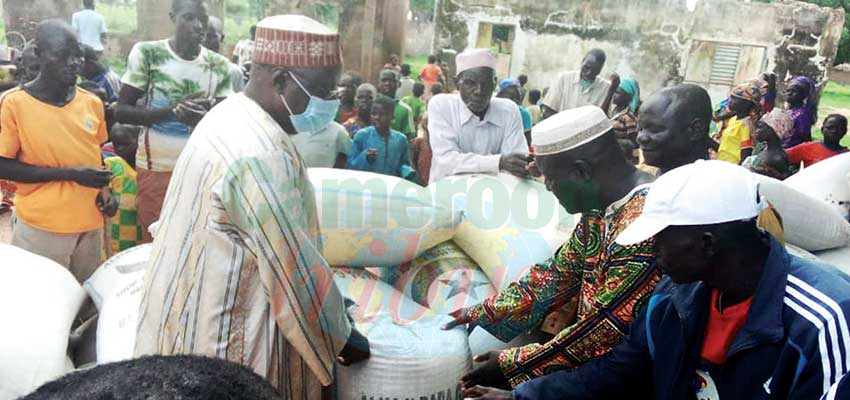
{"left": 541, "top": 49, "right": 620, "bottom": 119}
{"left": 427, "top": 48, "right": 531, "bottom": 184}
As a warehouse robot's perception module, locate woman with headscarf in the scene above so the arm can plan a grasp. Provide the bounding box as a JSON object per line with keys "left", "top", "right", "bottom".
{"left": 784, "top": 76, "right": 819, "bottom": 148}
{"left": 716, "top": 79, "right": 765, "bottom": 164}
{"left": 742, "top": 109, "right": 794, "bottom": 179}
{"left": 609, "top": 78, "right": 640, "bottom": 163}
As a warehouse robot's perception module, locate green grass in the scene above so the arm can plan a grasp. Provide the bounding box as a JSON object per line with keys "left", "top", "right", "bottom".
{"left": 820, "top": 81, "right": 850, "bottom": 110}
{"left": 405, "top": 54, "right": 429, "bottom": 77}
{"left": 812, "top": 81, "right": 850, "bottom": 146}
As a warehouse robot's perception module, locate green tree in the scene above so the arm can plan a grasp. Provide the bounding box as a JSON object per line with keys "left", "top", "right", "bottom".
{"left": 410, "top": 0, "right": 434, "bottom": 21}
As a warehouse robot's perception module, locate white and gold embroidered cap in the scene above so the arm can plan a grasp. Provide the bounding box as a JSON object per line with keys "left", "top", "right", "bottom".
{"left": 531, "top": 105, "right": 613, "bottom": 156}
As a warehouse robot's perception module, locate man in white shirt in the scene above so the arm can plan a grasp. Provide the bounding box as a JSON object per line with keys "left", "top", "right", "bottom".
{"left": 291, "top": 121, "right": 352, "bottom": 168}
{"left": 427, "top": 48, "right": 531, "bottom": 184}
{"left": 72, "top": 0, "right": 107, "bottom": 54}
{"left": 542, "top": 49, "right": 619, "bottom": 119}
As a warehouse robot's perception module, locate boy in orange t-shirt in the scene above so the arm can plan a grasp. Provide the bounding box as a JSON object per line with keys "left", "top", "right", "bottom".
{"left": 0, "top": 21, "right": 113, "bottom": 283}
{"left": 419, "top": 54, "right": 444, "bottom": 97}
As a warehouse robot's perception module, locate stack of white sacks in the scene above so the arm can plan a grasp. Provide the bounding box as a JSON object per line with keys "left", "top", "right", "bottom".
{"left": 6, "top": 155, "right": 849, "bottom": 398}
{"left": 309, "top": 168, "right": 575, "bottom": 399}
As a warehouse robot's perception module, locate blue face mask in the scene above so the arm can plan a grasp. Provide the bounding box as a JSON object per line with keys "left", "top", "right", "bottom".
{"left": 280, "top": 72, "right": 340, "bottom": 134}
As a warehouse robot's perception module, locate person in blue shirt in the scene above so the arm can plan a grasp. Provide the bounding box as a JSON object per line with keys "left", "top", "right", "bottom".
{"left": 498, "top": 78, "right": 533, "bottom": 146}
{"left": 464, "top": 161, "right": 850, "bottom": 400}
{"left": 348, "top": 95, "right": 418, "bottom": 182}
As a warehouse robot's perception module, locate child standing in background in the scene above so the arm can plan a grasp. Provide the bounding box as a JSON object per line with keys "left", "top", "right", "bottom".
{"left": 104, "top": 124, "right": 142, "bottom": 253}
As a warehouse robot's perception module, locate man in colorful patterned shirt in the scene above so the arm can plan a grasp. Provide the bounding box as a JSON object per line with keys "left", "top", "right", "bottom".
{"left": 115, "top": 0, "right": 234, "bottom": 242}
{"left": 443, "top": 106, "right": 659, "bottom": 389}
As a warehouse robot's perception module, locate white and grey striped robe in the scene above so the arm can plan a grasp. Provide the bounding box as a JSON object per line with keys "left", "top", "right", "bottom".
{"left": 134, "top": 93, "right": 351, "bottom": 399}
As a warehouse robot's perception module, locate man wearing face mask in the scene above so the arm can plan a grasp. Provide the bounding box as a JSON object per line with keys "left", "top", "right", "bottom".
{"left": 541, "top": 49, "right": 619, "bottom": 119}
{"left": 134, "top": 15, "right": 370, "bottom": 399}
{"left": 427, "top": 48, "right": 530, "bottom": 183}
{"left": 443, "top": 106, "right": 660, "bottom": 390}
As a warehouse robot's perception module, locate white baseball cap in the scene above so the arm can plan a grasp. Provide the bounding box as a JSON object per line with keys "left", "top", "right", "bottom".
{"left": 615, "top": 160, "right": 764, "bottom": 246}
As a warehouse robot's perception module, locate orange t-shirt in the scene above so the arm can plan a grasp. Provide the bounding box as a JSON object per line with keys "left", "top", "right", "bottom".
{"left": 0, "top": 87, "right": 108, "bottom": 233}
{"left": 419, "top": 64, "right": 443, "bottom": 84}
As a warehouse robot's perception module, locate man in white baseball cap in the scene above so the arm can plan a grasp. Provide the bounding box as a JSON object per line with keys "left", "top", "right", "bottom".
{"left": 446, "top": 105, "right": 660, "bottom": 392}
{"left": 426, "top": 48, "right": 530, "bottom": 183}
{"left": 468, "top": 160, "right": 850, "bottom": 400}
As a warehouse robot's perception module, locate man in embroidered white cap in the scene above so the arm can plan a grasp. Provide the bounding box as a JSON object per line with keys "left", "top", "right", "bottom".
{"left": 444, "top": 105, "right": 660, "bottom": 391}
{"left": 426, "top": 48, "right": 530, "bottom": 183}
{"left": 135, "top": 14, "right": 369, "bottom": 399}
{"left": 465, "top": 160, "right": 850, "bottom": 400}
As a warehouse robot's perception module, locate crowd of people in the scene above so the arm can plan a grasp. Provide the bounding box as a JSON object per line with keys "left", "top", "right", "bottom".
{"left": 2, "top": 0, "right": 850, "bottom": 399}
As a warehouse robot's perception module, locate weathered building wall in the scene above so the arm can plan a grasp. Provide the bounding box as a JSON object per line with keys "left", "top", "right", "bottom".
{"left": 407, "top": 19, "right": 435, "bottom": 56}
{"left": 433, "top": 0, "right": 845, "bottom": 104}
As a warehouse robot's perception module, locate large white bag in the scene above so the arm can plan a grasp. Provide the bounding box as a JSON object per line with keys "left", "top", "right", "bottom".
{"left": 333, "top": 266, "right": 430, "bottom": 323}
{"left": 310, "top": 168, "right": 461, "bottom": 267}
{"left": 785, "top": 153, "right": 850, "bottom": 220}
{"left": 0, "top": 244, "right": 86, "bottom": 399}
{"left": 96, "top": 273, "right": 144, "bottom": 364}
{"left": 430, "top": 173, "right": 576, "bottom": 289}
{"left": 753, "top": 174, "right": 850, "bottom": 251}
{"left": 335, "top": 307, "right": 471, "bottom": 400}
{"left": 84, "top": 244, "right": 151, "bottom": 310}
{"left": 814, "top": 246, "right": 850, "bottom": 277}
{"left": 391, "top": 241, "right": 515, "bottom": 356}
{"left": 395, "top": 241, "right": 496, "bottom": 311}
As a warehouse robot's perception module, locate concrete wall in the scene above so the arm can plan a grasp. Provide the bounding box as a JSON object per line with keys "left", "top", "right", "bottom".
{"left": 433, "top": 0, "right": 845, "bottom": 105}
{"left": 407, "top": 20, "right": 435, "bottom": 56}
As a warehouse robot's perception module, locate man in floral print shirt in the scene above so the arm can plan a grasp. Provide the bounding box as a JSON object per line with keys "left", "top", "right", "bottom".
{"left": 443, "top": 106, "right": 661, "bottom": 389}
{"left": 115, "top": 0, "right": 233, "bottom": 242}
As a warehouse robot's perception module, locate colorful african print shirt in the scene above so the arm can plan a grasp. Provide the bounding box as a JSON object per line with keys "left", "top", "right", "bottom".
{"left": 135, "top": 93, "right": 351, "bottom": 400}
{"left": 465, "top": 186, "right": 661, "bottom": 388}
{"left": 104, "top": 156, "right": 142, "bottom": 253}
{"left": 122, "top": 40, "right": 234, "bottom": 172}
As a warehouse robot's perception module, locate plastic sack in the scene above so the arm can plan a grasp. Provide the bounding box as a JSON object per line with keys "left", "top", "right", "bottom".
{"left": 310, "top": 168, "right": 461, "bottom": 267}
{"left": 0, "top": 244, "right": 86, "bottom": 399}
{"left": 785, "top": 153, "right": 850, "bottom": 220}
{"left": 84, "top": 244, "right": 151, "bottom": 310}
{"left": 96, "top": 273, "right": 144, "bottom": 364}
{"left": 430, "top": 173, "right": 576, "bottom": 289}
{"left": 335, "top": 308, "right": 471, "bottom": 400}
{"left": 814, "top": 246, "right": 850, "bottom": 277}
{"left": 753, "top": 174, "right": 850, "bottom": 251}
